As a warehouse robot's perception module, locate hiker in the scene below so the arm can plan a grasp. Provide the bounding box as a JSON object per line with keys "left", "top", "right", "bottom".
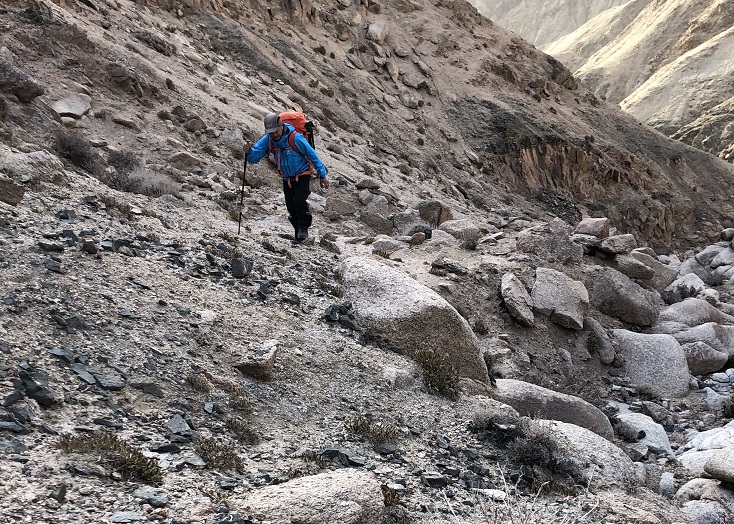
{"left": 244, "top": 113, "right": 329, "bottom": 243}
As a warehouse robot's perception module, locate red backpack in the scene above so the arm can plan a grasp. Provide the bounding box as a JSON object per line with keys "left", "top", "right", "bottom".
{"left": 278, "top": 111, "right": 315, "bottom": 149}
{"left": 267, "top": 111, "right": 317, "bottom": 183}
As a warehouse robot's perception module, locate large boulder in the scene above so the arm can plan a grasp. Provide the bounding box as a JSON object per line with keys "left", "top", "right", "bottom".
{"left": 500, "top": 273, "right": 534, "bottom": 326}
{"left": 598, "top": 234, "right": 637, "bottom": 254}
{"left": 236, "top": 470, "right": 383, "bottom": 524}
{"left": 573, "top": 217, "right": 609, "bottom": 237}
{"left": 615, "top": 412, "right": 673, "bottom": 456}
{"left": 628, "top": 250, "right": 678, "bottom": 292}
{"left": 656, "top": 298, "right": 734, "bottom": 329}
{"left": 681, "top": 342, "right": 729, "bottom": 375}
{"left": 438, "top": 219, "right": 481, "bottom": 248}
{"left": 531, "top": 267, "right": 588, "bottom": 330}
{"left": 339, "top": 257, "right": 489, "bottom": 383}
{"left": 612, "top": 330, "right": 690, "bottom": 398}
{"left": 0, "top": 147, "right": 65, "bottom": 185}
{"left": 417, "top": 199, "right": 453, "bottom": 226}
{"left": 0, "top": 57, "right": 45, "bottom": 102}
{"left": 611, "top": 254, "right": 655, "bottom": 281}
{"left": 663, "top": 274, "right": 707, "bottom": 304}
{"left": 588, "top": 267, "right": 660, "bottom": 326}
{"left": 549, "top": 421, "right": 637, "bottom": 484}
{"left": 494, "top": 379, "right": 613, "bottom": 439}
{"left": 516, "top": 219, "right": 583, "bottom": 264}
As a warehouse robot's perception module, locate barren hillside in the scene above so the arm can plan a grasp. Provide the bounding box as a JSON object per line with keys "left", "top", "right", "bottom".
{"left": 2, "top": 0, "right": 734, "bottom": 523}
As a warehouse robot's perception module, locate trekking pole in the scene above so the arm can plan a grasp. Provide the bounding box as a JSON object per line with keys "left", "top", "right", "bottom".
{"left": 237, "top": 151, "right": 248, "bottom": 236}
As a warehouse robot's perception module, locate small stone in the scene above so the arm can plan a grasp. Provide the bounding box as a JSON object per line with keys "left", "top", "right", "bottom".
{"left": 93, "top": 373, "right": 125, "bottom": 390}
{"left": 234, "top": 339, "right": 278, "bottom": 380}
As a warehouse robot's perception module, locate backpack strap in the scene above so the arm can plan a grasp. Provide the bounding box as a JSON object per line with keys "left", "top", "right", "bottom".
{"left": 268, "top": 130, "right": 314, "bottom": 187}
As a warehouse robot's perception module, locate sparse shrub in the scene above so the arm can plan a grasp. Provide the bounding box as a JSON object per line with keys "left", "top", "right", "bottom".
{"left": 107, "top": 150, "right": 140, "bottom": 175}
{"left": 226, "top": 417, "right": 259, "bottom": 445}
{"left": 128, "top": 168, "right": 181, "bottom": 197}
{"left": 57, "top": 431, "right": 162, "bottom": 484}
{"left": 196, "top": 437, "right": 243, "bottom": 472}
{"left": 157, "top": 110, "right": 172, "bottom": 121}
{"left": 53, "top": 129, "right": 101, "bottom": 174}
{"left": 474, "top": 319, "right": 489, "bottom": 336}
{"left": 141, "top": 209, "right": 171, "bottom": 229}
{"left": 415, "top": 349, "right": 460, "bottom": 400}
{"left": 345, "top": 414, "right": 398, "bottom": 445}
{"left": 206, "top": 375, "right": 252, "bottom": 414}
{"left": 507, "top": 421, "right": 586, "bottom": 486}
{"left": 381, "top": 484, "right": 401, "bottom": 506}
{"left": 472, "top": 411, "right": 527, "bottom": 446}
{"left": 186, "top": 373, "right": 212, "bottom": 393}
{"left": 218, "top": 231, "right": 238, "bottom": 243}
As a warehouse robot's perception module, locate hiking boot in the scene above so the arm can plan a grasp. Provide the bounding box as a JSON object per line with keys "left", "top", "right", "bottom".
{"left": 296, "top": 228, "right": 309, "bottom": 242}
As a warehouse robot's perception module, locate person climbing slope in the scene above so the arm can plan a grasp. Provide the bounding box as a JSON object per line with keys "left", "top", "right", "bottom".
{"left": 244, "top": 112, "right": 329, "bottom": 243}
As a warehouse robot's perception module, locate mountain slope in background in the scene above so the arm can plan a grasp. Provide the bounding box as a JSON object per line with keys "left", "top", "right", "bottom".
{"left": 467, "top": 0, "right": 629, "bottom": 46}
{"left": 475, "top": 0, "right": 734, "bottom": 163}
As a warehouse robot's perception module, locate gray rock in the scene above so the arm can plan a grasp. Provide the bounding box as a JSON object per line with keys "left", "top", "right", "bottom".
{"left": 234, "top": 339, "right": 278, "bottom": 380}
{"left": 549, "top": 421, "right": 637, "bottom": 483}
{"left": 418, "top": 199, "right": 453, "bottom": 226}
{"left": 573, "top": 217, "right": 609, "bottom": 237}
{"left": 616, "top": 412, "right": 673, "bottom": 455}
{"left": 339, "top": 257, "right": 489, "bottom": 383}
{"left": 356, "top": 177, "right": 381, "bottom": 190}
{"left": 0, "top": 148, "right": 65, "bottom": 185}
{"left": 582, "top": 317, "right": 615, "bottom": 364}
{"left": 495, "top": 379, "right": 613, "bottom": 439}
{"left": 663, "top": 274, "right": 707, "bottom": 304}
{"left": 324, "top": 195, "right": 358, "bottom": 218}
{"left": 680, "top": 341, "right": 728, "bottom": 375}
{"left": 721, "top": 228, "right": 734, "bottom": 241}
{"left": 704, "top": 450, "right": 734, "bottom": 483}
{"left": 659, "top": 471, "right": 675, "bottom": 497}
{"left": 220, "top": 127, "right": 245, "bottom": 154}
{"left": 366, "top": 21, "right": 389, "bottom": 44}
{"left": 657, "top": 298, "right": 734, "bottom": 328}
{"left": 570, "top": 233, "right": 601, "bottom": 253}
{"left": 438, "top": 219, "right": 481, "bottom": 248}
{"left": 51, "top": 94, "right": 91, "bottom": 119}
{"left": 128, "top": 376, "right": 164, "bottom": 398}
{"left": 710, "top": 248, "right": 734, "bottom": 269}
{"left": 132, "top": 486, "right": 168, "bottom": 508}
{"left": 0, "top": 177, "right": 25, "bottom": 206}
{"left": 0, "top": 57, "right": 45, "bottom": 102}
{"left": 695, "top": 244, "right": 728, "bottom": 268}
{"left": 612, "top": 254, "right": 655, "bottom": 281}
{"left": 531, "top": 267, "right": 588, "bottom": 330}
{"left": 516, "top": 219, "right": 583, "bottom": 264}
{"left": 588, "top": 267, "right": 659, "bottom": 326}
{"left": 678, "top": 257, "right": 714, "bottom": 284}
{"left": 500, "top": 273, "right": 534, "bottom": 326}
{"left": 235, "top": 469, "right": 383, "bottom": 524}
{"left": 167, "top": 151, "right": 203, "bottom": 171}
{"left": 93, "top": 373, "right": 125, "bottom": 390}
{"left": 679, "top": 449, "right": 723, "bottom": 476}
{"left": 628, "top": 250, "right": 678, "bottom": 292}
{"left": 613, "top": 329, "right": 690, "bottom": 398}
{"left": 599, "top": 234, "right": 637, "bottom": 254}
{"left": 109, "top": 512, "right": 146, "bottom": 523}
{"left": 371, "top": 236, "right": 405, "bottom": 256}
{"left": 682, "top": 500, "right": 731, "bottom": 524}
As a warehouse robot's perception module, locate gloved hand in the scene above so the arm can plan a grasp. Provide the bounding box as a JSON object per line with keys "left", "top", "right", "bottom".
{"left": 320, "top": 178, "right": 330, "bottom": 189}
{"left": 243, "top": 142, "right": 253, "bottom": 157}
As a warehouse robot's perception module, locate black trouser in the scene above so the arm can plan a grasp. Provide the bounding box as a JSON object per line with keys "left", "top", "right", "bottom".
{"left": 283, "top": 176, "right": 312, "bottom": 233}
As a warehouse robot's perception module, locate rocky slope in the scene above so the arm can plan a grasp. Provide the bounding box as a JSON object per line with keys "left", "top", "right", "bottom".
{"left": 2, "top": 0, "right": 734, "bottom": 523}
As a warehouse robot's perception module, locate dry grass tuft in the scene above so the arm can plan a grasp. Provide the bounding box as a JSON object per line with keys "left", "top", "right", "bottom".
{"left": 185, "top": 372, "right": 212, "bottom": 393}
{"left": 196, "top": 436, "right": 244, "bottom": 472}
{"left": 415, "top": 349, "right": 460, "bottom": 400}
{"left": 57, "top": 432, "right": 162, "bottom": 484}
{"left": 226, "top": 416, "right": 259, "bottom": 445}
{"left": 345, "top": 414, "right": 398, "bottom": 445}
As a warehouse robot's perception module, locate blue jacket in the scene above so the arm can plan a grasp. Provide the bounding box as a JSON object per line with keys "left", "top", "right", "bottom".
{"left": 245, "top": 124, "right": 327, "bottom": 179}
